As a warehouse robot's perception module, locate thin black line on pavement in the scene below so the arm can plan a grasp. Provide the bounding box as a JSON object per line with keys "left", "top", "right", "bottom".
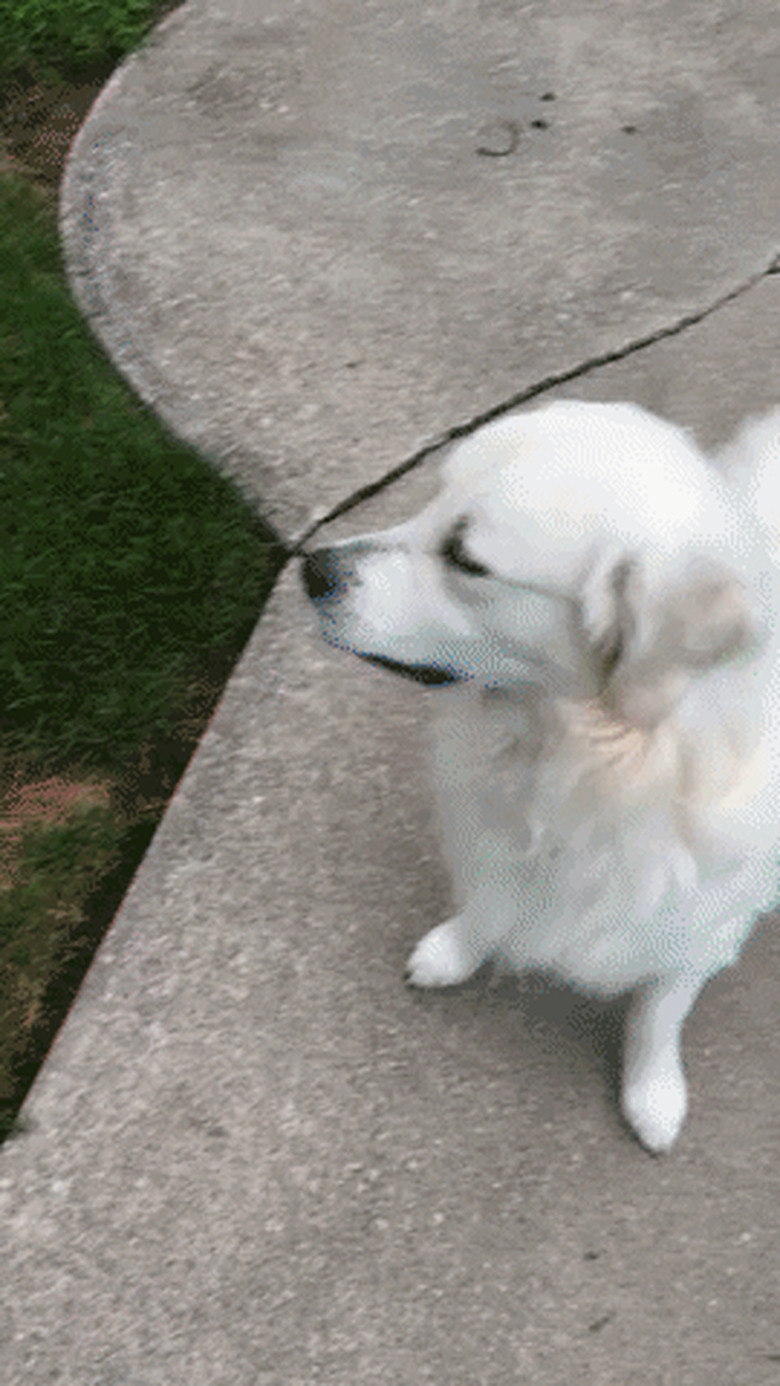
{"left": 289, "top": 246, "right": 780, "bottom": 555}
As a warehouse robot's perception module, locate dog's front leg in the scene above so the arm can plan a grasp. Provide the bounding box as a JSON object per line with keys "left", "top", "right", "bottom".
{"left": 405, "top": 884, "right": 517, "bottom": 989}
{"left": 621, "top": 973, "right": 706, "bottom": 1154}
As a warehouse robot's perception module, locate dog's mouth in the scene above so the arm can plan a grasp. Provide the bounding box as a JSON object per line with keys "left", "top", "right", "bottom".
{"left": 359, "top": 653, "right": 462, "bottom": 686}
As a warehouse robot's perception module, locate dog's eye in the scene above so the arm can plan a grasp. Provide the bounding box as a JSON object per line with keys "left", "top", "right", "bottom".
{"left": 441, "top": 527, "right": 490, "bottom": 577}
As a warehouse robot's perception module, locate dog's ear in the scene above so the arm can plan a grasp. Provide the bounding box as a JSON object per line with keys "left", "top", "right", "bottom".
{"left": 578, "top": 551, "right": 642, "bottom": 684}
{"left": 658, "top": 564, "right": 757, "bottom": 669}
{"left": 579, "top": 553, "right": 759, "bottom": 727}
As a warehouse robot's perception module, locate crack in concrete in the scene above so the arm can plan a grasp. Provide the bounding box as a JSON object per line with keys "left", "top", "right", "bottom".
{"left": 290, "top": 247, "right": 780, "bottom": 554}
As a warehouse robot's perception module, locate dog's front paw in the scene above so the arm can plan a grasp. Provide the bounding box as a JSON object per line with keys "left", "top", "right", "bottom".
{"left": 405, "top": 918, "right": 478, "bottom": 988}
{"left": 622, "top": 1054, "right": 688, "bottom": 1154}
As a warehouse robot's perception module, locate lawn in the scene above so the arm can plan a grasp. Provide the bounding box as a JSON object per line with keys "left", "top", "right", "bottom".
{"left": 0, "top": 0, "right": 287, "bottom": 1139}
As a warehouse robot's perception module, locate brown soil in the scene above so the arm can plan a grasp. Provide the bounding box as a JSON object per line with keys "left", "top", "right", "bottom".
{"left": 0, "top": 2, "right": 184, "bottom": 199}
{"left": 0, "top": 775, "right": 111, "bottom": 889}
{"left": 0, "top": 65, "right": 103, "bottom": 199}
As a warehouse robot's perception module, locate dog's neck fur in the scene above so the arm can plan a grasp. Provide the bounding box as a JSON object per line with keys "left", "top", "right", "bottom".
{"left": 473, "top": 656, "right": 770, "bottom": 866}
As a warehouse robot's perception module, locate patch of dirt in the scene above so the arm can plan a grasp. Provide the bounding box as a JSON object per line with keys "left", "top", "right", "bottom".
{"left": 0, "top": 660, "right": 235, "bottom": 1136}
{"left": 0, "top": 3, "right": 184, "bottom": 200}
{"left": 0, "top": 773, "right": 112, "bottom": 888}
{"left": 0, "top": 50, "right": 126, "bottom": 207}
{"left": 0, "top": 69, "right": 103, "bottom": 197}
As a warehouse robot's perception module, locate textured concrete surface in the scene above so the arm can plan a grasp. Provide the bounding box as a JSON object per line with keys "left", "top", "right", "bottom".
{"left": 3, "top": 0, "right": 780, "bottom": 1381}
{"left": 59, "top": 0, "right": 780, "bottom": 536}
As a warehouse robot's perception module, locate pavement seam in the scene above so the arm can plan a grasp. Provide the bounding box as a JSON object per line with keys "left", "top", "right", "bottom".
{"left": 291, "top": 246, "right": 780, "bottom": 553}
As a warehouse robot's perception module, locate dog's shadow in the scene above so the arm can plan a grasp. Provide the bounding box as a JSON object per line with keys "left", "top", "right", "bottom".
{"left": 414, "top": 961, "right": 628, "bottom": 1107}
{"left": 518, "top": 971, "right": 626, "bottom": 1102}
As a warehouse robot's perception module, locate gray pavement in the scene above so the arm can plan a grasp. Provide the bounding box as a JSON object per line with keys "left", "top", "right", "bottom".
{"left": 2, "top": 1, "right": 780, "bottom": 1381}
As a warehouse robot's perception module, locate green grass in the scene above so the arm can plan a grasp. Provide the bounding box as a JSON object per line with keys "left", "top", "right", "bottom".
{"left": 0, "top": 0, "right": 170, "bottom": 80}
{"left": 0, "top": 176, "right": 282, "bottom": 773}
{"left": 0, "top": 0, "right": 289, "bottom": 1138}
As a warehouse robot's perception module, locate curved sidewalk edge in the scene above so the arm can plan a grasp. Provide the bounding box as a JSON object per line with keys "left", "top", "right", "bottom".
{"left": 58, "top": 0, "right": 780, "bottom": 534}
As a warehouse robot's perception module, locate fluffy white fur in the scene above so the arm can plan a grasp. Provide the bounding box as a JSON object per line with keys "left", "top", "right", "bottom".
{"left": 303, "top": 400, "right": 780, "bottom": 1152}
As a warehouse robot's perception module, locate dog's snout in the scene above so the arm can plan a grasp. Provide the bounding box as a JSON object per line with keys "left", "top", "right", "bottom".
{"left": 302, "top": 548, "right": 339, "bottom": 603}
{"left": 303, "top": 543, "right": 370, "bottom": 603}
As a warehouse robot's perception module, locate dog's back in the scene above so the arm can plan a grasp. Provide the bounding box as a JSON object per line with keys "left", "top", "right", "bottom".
{"left": 716, "top": 410, "right": 780, "bottom": 557}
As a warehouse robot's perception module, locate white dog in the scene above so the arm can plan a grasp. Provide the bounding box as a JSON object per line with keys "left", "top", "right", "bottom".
{"left": 303, "top": 400, "right": 780, "bottom": 1153}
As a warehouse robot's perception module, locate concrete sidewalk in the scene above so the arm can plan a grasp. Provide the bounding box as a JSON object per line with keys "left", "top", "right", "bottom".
{"left": 3, "top": 1, "right": 780, "bottom": 1380}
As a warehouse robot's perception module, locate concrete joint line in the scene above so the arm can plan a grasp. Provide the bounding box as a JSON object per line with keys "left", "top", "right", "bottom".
{"left": 290, "top": 246, "right": 780, "bottom": 555}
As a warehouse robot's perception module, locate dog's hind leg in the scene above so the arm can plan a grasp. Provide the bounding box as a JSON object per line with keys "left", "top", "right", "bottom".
{"left": 621, "top": 973, "right": 707, "bottom": 1153}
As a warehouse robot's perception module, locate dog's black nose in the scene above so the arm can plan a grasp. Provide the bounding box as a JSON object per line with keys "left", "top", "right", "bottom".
{"left": 302, "top": 548, "right": 337, "bottom": 602}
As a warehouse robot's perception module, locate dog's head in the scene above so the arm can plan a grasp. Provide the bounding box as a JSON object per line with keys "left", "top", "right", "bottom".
{"left": 303, "top": 402, "right": 764, "bottom": 724}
